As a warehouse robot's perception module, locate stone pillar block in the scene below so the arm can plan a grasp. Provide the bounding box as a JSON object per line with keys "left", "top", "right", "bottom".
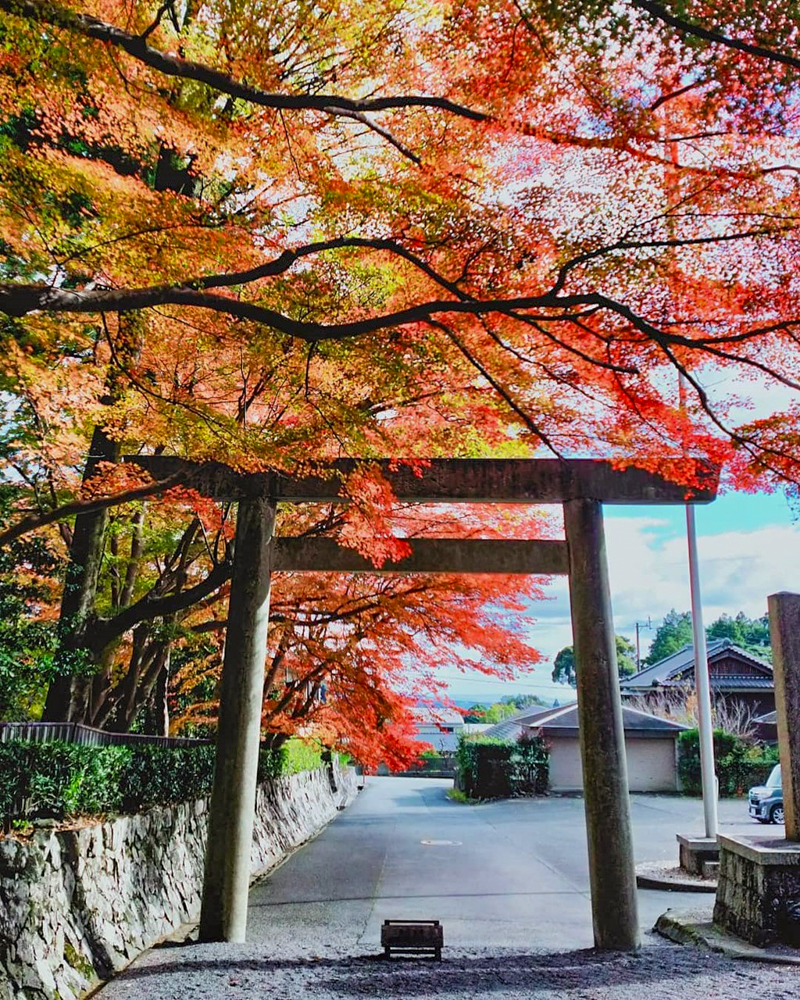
{"left": 677, "top": 834, "right": 719, "bottom": 875}
{"left": 714, "top": 835, "right": 800, "bottom": 946}
{"left": 768, "top": 592, "right": 800, "bottom": 841}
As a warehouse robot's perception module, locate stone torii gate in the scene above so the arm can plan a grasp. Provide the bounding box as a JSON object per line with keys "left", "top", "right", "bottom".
{"left": 128, "top": 456, "right": 717, "bottom": 952}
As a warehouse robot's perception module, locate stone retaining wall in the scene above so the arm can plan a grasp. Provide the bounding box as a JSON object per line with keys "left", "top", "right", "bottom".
{"left": 0, "top": 763, "right": 357, "bottom": 1000}
{"left": 714, "top": 834, "right": 800, "bottom": 946}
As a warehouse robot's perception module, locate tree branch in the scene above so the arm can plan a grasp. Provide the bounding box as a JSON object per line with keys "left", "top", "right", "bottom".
{"left": 193, "top": 236, "right": 465, "bottom": 291}
{"left": 91, "top": 557, "right": 233, "bottom": 651}
{"left": 1, "top": 0, "right": 487, "bottom": 123}
{"left": 631, "top": 0, "right": 800, "bottom": 71}
{"left": 0, "top": 279, "right": 582, "bottom": 336}
{"left": 1, "top": 274, "right": 785, "bottom": 358}
{"left": 430, "top": 319, "right": 563, "bottom": 455}
{"left": 0, "top": 469, "right": 188, "bottom": 548}
{"left": 548, "top": 227, "right": 785, "bottom": 296}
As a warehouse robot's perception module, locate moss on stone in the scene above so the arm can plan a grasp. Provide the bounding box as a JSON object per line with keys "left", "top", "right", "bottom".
{"left": 63, "top": 941, "right": 95, "bottom": 979}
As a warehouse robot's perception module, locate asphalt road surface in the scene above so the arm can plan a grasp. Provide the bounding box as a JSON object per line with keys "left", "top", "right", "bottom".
{"left": 246, "top": 776, "right": 777, "bottom": 953}
{"left": 97, "top": 778, "right": 800, "bottom": 999}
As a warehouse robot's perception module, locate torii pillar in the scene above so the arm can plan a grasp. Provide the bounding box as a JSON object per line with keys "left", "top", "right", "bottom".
{"left": 199, "top": 498, "right": 275, "bottom": 942}
{"left": 768, "top": 592, "right": 800, "bottom": 841}
{"left": 565, "top": 499, "right": 639, "bottom": 950}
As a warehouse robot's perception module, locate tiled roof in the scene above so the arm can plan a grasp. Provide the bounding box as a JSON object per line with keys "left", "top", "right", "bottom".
{"left": 412, "top": 731, "right": 460, "bottom": 753}
{"left": 480, "top": 718, "right": 526, "bottom": 741}
{"left": 529, "top": 704, "right": 686, "bottom": 734}
{"left": 660, "top": 675, "right": 774, "bottom": 691}
{"left": 621, "top": 638, "right": 772, "bottom": 691}
{"left": 481, "top": 703, "right": 686, "bottom": 739}
{"left": 480, "top": 704, "right": 566, "bottom": 742}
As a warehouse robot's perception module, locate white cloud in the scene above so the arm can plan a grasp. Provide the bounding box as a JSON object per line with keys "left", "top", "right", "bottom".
{"left": 608, "top": 518, "right": 800, "bottom": 626}
{"left": 531, "top": 516, "right": 800, "bottom": 663}
{"left": 441, "top": 512, "right": 800, "bottom": 703}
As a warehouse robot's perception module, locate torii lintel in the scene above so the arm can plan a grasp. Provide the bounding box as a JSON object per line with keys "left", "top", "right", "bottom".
{"left": 124, "top": 456, "right": 718, "bottom": 505}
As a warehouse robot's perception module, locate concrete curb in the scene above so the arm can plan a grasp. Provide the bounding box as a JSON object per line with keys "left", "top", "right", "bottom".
{"left": 635, "top": 863, "right": 717, "bottom": 893}
{"left": 656, "top": 908, "right": 800, "bottom": 965}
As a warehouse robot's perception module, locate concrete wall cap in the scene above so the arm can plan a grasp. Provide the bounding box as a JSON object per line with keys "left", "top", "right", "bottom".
{"left": 676, "top": 834, "right": 719, "bottom": 851}
{"left": 718, "top": 833, "right": 800, "bottom": 866}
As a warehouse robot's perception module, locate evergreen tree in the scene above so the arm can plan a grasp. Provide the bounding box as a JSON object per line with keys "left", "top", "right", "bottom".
{"left": 643, "top": 610, "right": 694, "bottom": 666}
{"left": 643, "top": 609, "right": 772, "bottom": 668}
{"left": 552, "top": 636, "right": 636, "bottom": 687}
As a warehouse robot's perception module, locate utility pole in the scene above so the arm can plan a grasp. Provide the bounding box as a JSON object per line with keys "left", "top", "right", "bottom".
{"left": 634, "top": 617, "right": 652, "bottom": 670}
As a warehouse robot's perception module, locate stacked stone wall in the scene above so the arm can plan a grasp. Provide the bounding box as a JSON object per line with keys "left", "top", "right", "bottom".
{"left": 0, "top": 763, "right": 357, "bottom": 1000}
{"left": 714, "top": 835, "right": 800, "bottom": 946}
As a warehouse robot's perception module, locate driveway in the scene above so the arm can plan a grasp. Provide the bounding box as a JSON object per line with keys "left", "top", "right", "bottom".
{"left": 96, "top": 778, "right": 799, "bottom": 999}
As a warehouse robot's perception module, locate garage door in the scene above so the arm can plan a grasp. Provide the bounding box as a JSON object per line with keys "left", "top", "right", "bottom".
{"left": 624, "top": 737, "right": 677, "bottom": 792}
{"left": 547, "top": 736, "right": 677, "bottom": 792}
{"left": 548, "top": 738, "right": 584, "bottom": 790}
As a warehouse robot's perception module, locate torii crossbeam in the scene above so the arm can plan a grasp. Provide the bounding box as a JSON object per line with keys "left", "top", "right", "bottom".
{"left": 125, "top": 456, "right": 717, "bottom": 952}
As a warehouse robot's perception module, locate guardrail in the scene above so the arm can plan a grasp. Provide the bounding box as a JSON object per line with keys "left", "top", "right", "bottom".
{"left": 0, "top": 722, "right": 210, "bottom": 748}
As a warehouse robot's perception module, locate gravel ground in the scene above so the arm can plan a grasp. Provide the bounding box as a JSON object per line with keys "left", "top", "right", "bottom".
{"left": 100, "top": 938, "right": 800, "bottom": 1000}
{"left": 95, "top": 781, "right": 800, "bottom": 999}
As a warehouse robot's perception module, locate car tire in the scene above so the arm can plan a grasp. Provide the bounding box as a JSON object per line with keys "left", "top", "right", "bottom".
{"left": 770, "top": 804, "right": 785, "bottom": 825}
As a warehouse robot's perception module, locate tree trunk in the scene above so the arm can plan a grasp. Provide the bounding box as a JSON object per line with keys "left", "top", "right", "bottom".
{"left": 42, "top": 312, "right": 144, "bottom": 723}
{"left": 155, "top": 648, "right": 171, "bottom": 736}
{"left": 42, "top": 422, "right": 119, "bottom": 722}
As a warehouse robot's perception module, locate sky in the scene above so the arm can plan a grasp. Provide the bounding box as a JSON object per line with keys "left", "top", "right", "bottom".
{"left": 437, "top": 488, "right": 800, "bottom": 706}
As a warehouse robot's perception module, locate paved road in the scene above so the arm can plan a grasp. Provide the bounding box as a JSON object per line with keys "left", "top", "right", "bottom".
{"left": 98, "top": 778, "right": 799, "bottom": 999}
{"left": 245, "top": 777, "right": 777, "bottom": 953}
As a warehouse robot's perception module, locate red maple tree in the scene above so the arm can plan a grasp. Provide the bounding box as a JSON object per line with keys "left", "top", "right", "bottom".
{"left": 1, "top": 0, "right": 798, "bottom": 745}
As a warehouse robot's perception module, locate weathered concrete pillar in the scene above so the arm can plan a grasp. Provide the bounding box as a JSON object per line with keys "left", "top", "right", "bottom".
{"left": 564, "top": 499, "right": 640, "bottom": 951}
{"left": 199, "top": 497, "right": 276, "bottom": 942}
{"left": 767, "top": 592, "right": 800, "bottom": 841}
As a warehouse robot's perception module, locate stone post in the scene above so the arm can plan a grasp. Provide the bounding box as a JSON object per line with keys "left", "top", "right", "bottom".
{"left": 199, "top": 498, "right": 276, "bottom": 942}
{"left": 768, "top": 592, "right": 800, "bottom": 841}
{"left": 564, "top": 499, "right": 640, "bottom": 951}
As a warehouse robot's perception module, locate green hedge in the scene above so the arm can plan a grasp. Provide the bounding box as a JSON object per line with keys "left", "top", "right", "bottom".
{"left": 678, "top": 729, "right": 779, "bottom": 796}
{"left": 0, "top": 737, "right": 326, "bottom": 821}
{"left": 281, "top": 739, "right": 326, "bottom": 776}
{"left": 456, "top": 735, "right": 549, "bottom": 799}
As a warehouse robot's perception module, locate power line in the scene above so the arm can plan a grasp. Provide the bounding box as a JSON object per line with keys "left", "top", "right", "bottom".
{"left": 429, "top": 674, "right": 568, "bottom": 691}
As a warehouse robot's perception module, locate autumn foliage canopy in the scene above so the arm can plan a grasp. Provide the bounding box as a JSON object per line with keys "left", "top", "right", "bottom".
{"left": 0, "top": 0, "right": 799, "bottom": 761}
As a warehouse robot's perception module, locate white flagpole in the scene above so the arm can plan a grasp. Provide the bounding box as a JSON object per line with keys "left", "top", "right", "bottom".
{"left": 685, "top": 503, "right": 718, "bottom": 839}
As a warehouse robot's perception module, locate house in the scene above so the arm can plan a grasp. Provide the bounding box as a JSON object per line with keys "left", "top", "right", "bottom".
{"left": 410, "top": 707, "right": 465, "bottom": 754}
{"left": 619, "top": 638, "right": 775, "bottom": 716}
{"left": 482, "top": 703, "right": 687, "bottom": 792}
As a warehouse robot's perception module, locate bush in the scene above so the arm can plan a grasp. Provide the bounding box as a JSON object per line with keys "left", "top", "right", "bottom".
{"left": 409, "top": 751, "right": 456, "bottom": 774}
{"left": 455, "top": 735, "right": 549, "bottom": 799}
{"left": 256, "top": 738, "right": 325, "bottom": 780}
{"left": 0, "top": 737, "right": 328, "bottom": 821}
{"left": 678, "top": 729, "right": 779, "bottom": 796}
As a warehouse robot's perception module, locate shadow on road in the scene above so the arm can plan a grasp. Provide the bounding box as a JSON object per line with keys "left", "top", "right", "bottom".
{"left": 248, "top": 890, "right": 587, "bottom": 908}
{"left": 108, "top": 943, "right": 775, "bottom": 998}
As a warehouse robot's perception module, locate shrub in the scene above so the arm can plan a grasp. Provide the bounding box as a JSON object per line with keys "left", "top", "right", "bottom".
{"left": 256, "top": 738, "right": 327, "bottom": 780}
{"left": 678, "top": 729, "right": 779, "bottom": 796}
{"left": 455, "top": 734, "right": 548, "bottom": 799}
{"left": 283, "top": 738, "right": 327, "bottom": 775}
{"left": 0, "top": 737, "right": 328, "bottom": 821}
{"left": 447, "top": 788, "right": 479, "bottom": 804}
